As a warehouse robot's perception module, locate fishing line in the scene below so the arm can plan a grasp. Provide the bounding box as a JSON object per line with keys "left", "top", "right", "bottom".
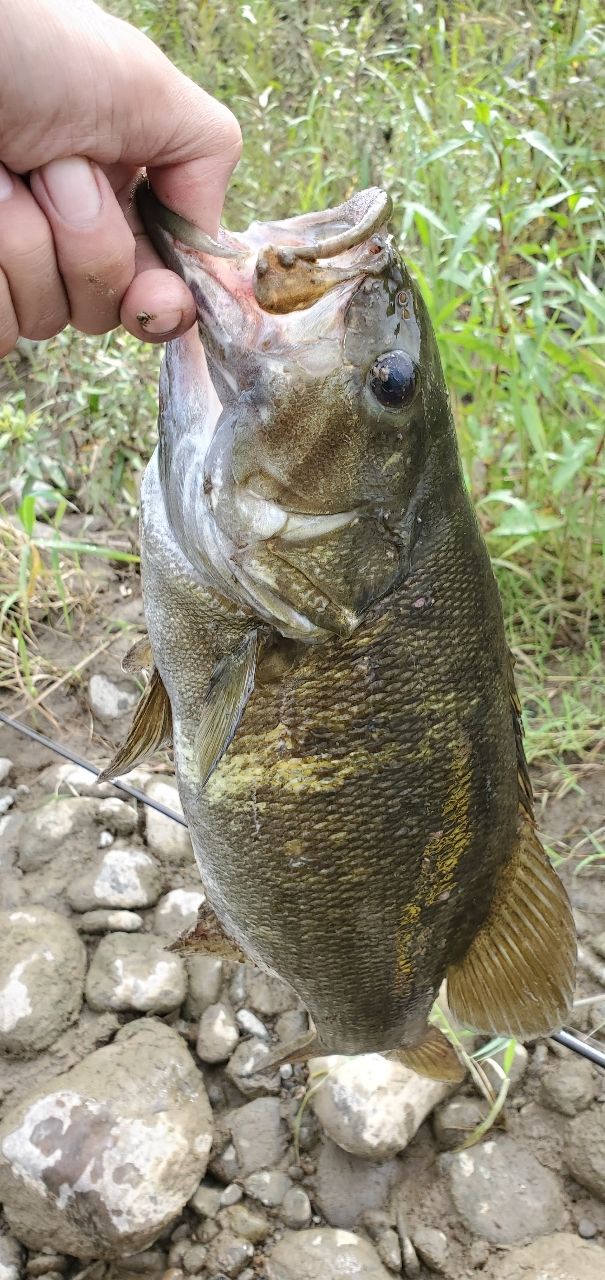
{"left": 1, "top": 708, "right": 604, "bottom": 1071}
{"left": 0, "top": 708, "right": 188, "bottom": 826}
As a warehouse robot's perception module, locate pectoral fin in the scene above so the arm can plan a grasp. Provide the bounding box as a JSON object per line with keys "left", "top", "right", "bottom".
{"left": 195, "top": 630, "right": 258, "bottom": 791}
{"left": 387, "top": 1026, "right": 466, "bottom": 1083}
{"left": 99, "top": 667, "right": 173, "bottom": 781}
{"left": 447, "top": 817, "right": 576, "bottom": 1039}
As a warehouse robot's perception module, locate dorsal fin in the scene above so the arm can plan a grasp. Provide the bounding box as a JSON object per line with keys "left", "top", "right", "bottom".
{"left": 98, "top": 667, "right": 173, "bottom": 781}
{"left": 447, "top": 657, "right": 576, "bottom": 1039}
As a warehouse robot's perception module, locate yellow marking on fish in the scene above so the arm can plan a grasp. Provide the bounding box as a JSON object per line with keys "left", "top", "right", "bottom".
{"left": 382, "top": 452, "right": 402, "bottom": 472}
{"left": 395, "top": 738, "right": 473, "bottom": 992}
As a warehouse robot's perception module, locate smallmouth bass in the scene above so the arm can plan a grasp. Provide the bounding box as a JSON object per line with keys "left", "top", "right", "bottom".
{"left": 104, "top": 185, "right": 575, "bottom": 1079}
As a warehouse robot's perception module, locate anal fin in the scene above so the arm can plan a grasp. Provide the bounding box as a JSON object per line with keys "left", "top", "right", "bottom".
{"left": 196, "top": 630, "right": 258, "bottom": 791}
{"left": 99, "top": 667, "right": 172, "bottom": 781}
{"left": 387, "top": 1026, "right": 466, "bottom": 1083}
{"left": 447, "top": 816, "right": 576, "bottom": 1039}
{"left": 256, "top": 1025, "right": 319, "bottom": 1071}
{"left": 168, "top": 899, "right": 249, "bottom": 963}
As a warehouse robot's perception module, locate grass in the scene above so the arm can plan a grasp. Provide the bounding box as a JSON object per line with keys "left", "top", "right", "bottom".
{"left": 1, "top": 0, "right": 605, "bottom": 767}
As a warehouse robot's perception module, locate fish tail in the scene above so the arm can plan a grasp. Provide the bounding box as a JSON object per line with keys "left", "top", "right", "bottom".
{"left": 388, "top": 1025, "right": 466, "bottom": 1083}
{"left": 446, "top": 812, "right": 576, "bottom": 1039}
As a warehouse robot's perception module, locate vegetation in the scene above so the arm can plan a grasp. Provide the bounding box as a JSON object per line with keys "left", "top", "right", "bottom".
{"left": 1, "top": 0, "right": 605, "bottom": 765}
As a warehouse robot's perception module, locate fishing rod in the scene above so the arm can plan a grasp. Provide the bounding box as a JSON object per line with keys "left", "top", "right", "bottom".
{"left": 1, "top": 707, "right": 604, "bottom": 1071}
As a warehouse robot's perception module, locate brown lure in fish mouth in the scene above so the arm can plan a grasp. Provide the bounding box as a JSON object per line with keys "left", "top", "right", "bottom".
{"left": 136, "top": 181, "right": 395, "bottom": 313}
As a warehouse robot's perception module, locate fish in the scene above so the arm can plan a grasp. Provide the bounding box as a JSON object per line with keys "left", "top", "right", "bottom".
{"left": 102, "top": 182, "right": 576, "bottom": 1080}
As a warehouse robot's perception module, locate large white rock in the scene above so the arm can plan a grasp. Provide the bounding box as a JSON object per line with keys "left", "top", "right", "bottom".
{"left": 144, "top": 779, "right": 194, "bottom": 868}
{"left": 309, "top": 1054, "right": 452, "bottom": 1160}
{"left": 18, "top": 798, "right": 96, "bottom": 871}
{"left": 0, "top": 908, "right": 86, "bottom": 1054}
{"left": 88, "top": 674, "right": 137, "bottom": 723}
{"left": 154, "top": 888, "right": 205, "bottom": 939}
{"left": 67, "top": 847, "right": 162, "bottom": 912}
{"left": 267, "top": 1228, "right": 390, "bottom": 1279}
{"left": 85, "top": 933, "right": 187, "bottom": 1014}
{"left": 0, "top": 1019, "right": 213, "bottom": 1258}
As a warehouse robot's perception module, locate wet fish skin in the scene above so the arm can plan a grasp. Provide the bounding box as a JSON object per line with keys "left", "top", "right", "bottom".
{"left": 109, "top": 187, "right": 575, "bottom": 1070}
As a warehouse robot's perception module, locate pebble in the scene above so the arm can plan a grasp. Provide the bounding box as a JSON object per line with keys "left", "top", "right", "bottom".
{"left": 275, "top": 1009, "right": 308, "bottom": 1043}
{"left": 98, "top": 830, "right": 114, "bottom": 848}
{"left": 0, "top": 907, "right": 86, "bottom": 1053}
{"left": 483, "top": 1043, "right": 528, "bottom": 1093}
{"left": 88, "top": 673, "right": 137, "bottom": 722}
{"left": 244, "top": 1170, "right": 292, "bottom": 1208}
{"left": 280, "top": 1186, "right": 312, "bottom": 1230}
{"left": 0, "top": 791, "right": 14, "bottom": 816}
{"left": 85, "top": 932, "right": 187, "bottom": 1014}
{"left": 308, "top": 1053, "right": 452, "bottom": 1160}
{"left": 244, "top": 968, "right": 298, "bottom": 1017}
{"left": 487, "top": 1231, "right": 605, "bottom": 1279}
{"left": 67, "top": 846, "right": 162, "bottom": 912}
{"left": 183, "top": 956, "right": 223, "bottom": 1020}
{"left": 376, "top": 1229, "right": 401, "bottom": 1273}
{"left": 433, "top": 1097, "right": 488, "bottom": 1149}
{"left": 189, "top": 1184, "right": 222, "bottom": 1218}
{"left": 236, "top": 1008, "right": 269, "bottom": 1039}
{"left": 197, "top": 1002, "right": 240, "bottom": 1063}
{"left": 206, "top": 1232, "right": 254, "bottom": 1278}
{"left": 26, "top": 1258, "right": 67, "bottom": 1276}
{"left": 566, "top": 1110, "right": 605, "bottom": 1199}
{"left": 77, "top": 909, "right": 144, "bottom": 933}
{"left": 228, "top": 1096, "right": 288, "bottom": 1176}
{"left": 0, "top": 1234, "right": 22, "bottom": 1280}
{"left": 154, "top": 889, "right": 205, "bottom": 939}
{"left": 362, "top": 1210, "right": 393, "bottom": 1242}
{"left": 223, "top": 1204, "right": 271, "bottom": 1243}
{"left": 145, "top": 778, "right": 194, "bottom": 867}
{"left": 115, "top": 1250, "right": 166, "bottom": 1273}
{"left": 0, "top": 758, "right": 13, "bottom": 784}
{"left": 448, "top": 1136, "right": 565, "bottom": 1245}
{"left": 468, "top": 1239, "right": 490, "bottom": 1268}
{"left": 220, "top": 1183, "right": 243, "bottom": 1207}
{"left": 0, "top": 812, "right": 23, "bottom": 870}
{"left": 0, "top": 1020, "right": 213, "bottom": 1257}
{"left": 95, "top": 797, "right": 138, "bottom": 836}
{"left": 266, "top": 1228, "right": 391, "bottom": 1279}
{"left": 412, "top": 1226, "right": 448, "bottom": 1274}
{"left": 541, "top": 1059, "right": 595, "bottom": 1117}
{"left": 579, "top": 1218, "right": 598, "bottom": 1238}
{"left": 18, "top": 797, "right": 95, "bottom": 871}
{"left": 225, "top": 1036, "right": 281, "bottom": 1098}
{"left": 313, "top": 1135, "right": 404, "bottom": 1230}
{"left": 210, "top": 1143, "right": 240, "bottom": 1186}
{"left": 180, "top": 1246, "right": 207, "bottom": 1275}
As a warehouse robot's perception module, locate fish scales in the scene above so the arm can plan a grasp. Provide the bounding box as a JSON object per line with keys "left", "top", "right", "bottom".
{"left": 105, "top": 184, "right": 576, "bottom": 1077}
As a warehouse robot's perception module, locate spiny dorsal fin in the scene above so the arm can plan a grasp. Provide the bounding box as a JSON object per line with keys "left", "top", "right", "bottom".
{"left": 98, "top": 667, "right": 173, "bottom": 781}
{"left": 447, "top": 815, "right": 576, "bottom": 1039}
{"left": 387, "top": 1026, "right": 466, "bottom": 1083}
{"left": 122, "top": 635, "right": 153, "bottom": 674}
{"left": 195, "top": 630, "right": 258, "bottom": 792}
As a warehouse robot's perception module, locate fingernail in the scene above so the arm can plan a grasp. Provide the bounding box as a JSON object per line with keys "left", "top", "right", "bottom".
{"left": 0, "top": 163, "right": 15, "bottom": 202}
{"left": 41, "top": 156, "right": 102, "bottom": 225}
{"left": 138, "top": 309, "right": 183, "bottom": 335}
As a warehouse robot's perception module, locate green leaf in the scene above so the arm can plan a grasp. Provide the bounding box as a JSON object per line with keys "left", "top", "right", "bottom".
{"left": 520, "top": 129, "right": 562, "bottom": 166}
{"left": 420, "top": 138, "right": 468, "bottom": 165}
{"left": 448, "top": 202, "right": 491, "bottom": 266}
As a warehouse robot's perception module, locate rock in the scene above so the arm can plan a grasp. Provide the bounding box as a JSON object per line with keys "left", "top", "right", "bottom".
{"left": 541, "top": 1060, "right": 595, "bottom": 1117}
{"left": 275, "top": 1010, "right": 308, "bottom": 1043}
{"left": 190, "top": 1184, "right": 222, "bottom": 1218}
{"left": 433, "top": 1097, "right": 489, "bottom": 1150}
{"left": 0, "top": 907, "right": 86, "bottom": 1054}
{"left": 236, "top": 1009, "right": 269, "bottom": 1039}
{"left": 483, "top": 1044, "right": 528, "bottom": 1093}
{"left": 18, "top": 798, "right": 95, "bottom": 871}
{"left": 448, "top": 1136, "right": 565, "bottom": 1245}
{"left": 412, "top": 1227, "right": 448, "bottom": 1273}
{"left": 0, "top": 812, "right": 23, "bottom": 870}
{"left": 209, "top": 1142, "right": 240, "bottom": 1186}
{"left": 85, "top": 932, "right": 187, "bottom": 1014}
{"left": 52, "top": 762, "right": 103, "bottom": 797}
{"left": 114, "top": 1250, "right": 166, "bottom": 1273}
{"left": 361, "top": 1211, "right": 393, "bottom": 1242}
{"left": 183, "top": 956, "right": 223, "bottom": 1020}
{"left": 0, "top": 790, "right": 14, "bottom": 817}
{"left": 77, "top": 909, "right": 144, "bottom": 933}
{"left": 579, "top": 1218, "right": 598, "bottom": 1239}
{"left": 469, "top": 1240, "right": 490, "bottom": 1269}
{"left": 220, "top": 1183, "right": 243, "bottom": 1206}
{"left": 94, "top": 798, "right": 138, "bottom": 836}
{"left": 567, "top": 1109, "right": 605, "bottom": 1199}
{"left": 228, "top": 1097, "right": 287, "bottom": 1176}
{"left": 244, "top": 969, "right": 298, "bottom": 1017}
{"left": 485, "top": 1232, "right": 605, "bottom": 1279}
{"left": 280, "top": 1186, "right": 312, "bottom": 1230}
{"left": 0, "top": 1020, "right": 213, "bottom": 1258}
{"left": 0, "top": 758, "right": 13, "bottom": 784}
{"left": 88, "top": 673, "right": 137, "bottom": 722}
{"left": 67, "top": 847, "right": 162, "bottom": 912}
{"left": 196, "top": 1003, "right": 239, "bottom": 1063}
{"left": 154, "top": 890, "right": 206, "bottom": 939}
{"left": 98, "top": 831, "right": 115, "bottom": 848}
{"left": 309, "top": 1053, "right": 452, "bottom": 1160}
{"left": 205, "top": 1232, "right": 254, "bottom": 1278}
{"left": 181, "top": 1245, "right": 207, "bottom": 1274}
{"left": 0, "top": 1232, "right": 23, "bottom": 1280}
{"left": 376, "top": 1229, "right": 402, "bottom": 1272}
{"left": 313, "top": 1136, "right": 404, "bottom": 1229}
{"left": 26, "top": 1256, "right": 67, "bottom": 1275}
{"left": 266, "top": 1228, "right": 391, "bottom": 1279}
{"left": 224, "top": 1204, "right": 271, "bottom": 1243}
{"left": 145, "top": 779, "right": 194, "bottom": 868}
{"left": 243, "top": 1171, "right": 292, "bottom": 1208}
{"left": 225, "top": 1037, "right": 280, "bottom": 1098}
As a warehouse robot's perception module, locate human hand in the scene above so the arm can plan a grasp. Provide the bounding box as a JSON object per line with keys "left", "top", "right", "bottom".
{"left": 0, "top": 0, "right": 242, "bottom": 356}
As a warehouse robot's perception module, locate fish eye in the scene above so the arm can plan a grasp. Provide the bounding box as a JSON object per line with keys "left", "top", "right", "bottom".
{"left": 368, "top": 351, "right": 417, "bottom": 409}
